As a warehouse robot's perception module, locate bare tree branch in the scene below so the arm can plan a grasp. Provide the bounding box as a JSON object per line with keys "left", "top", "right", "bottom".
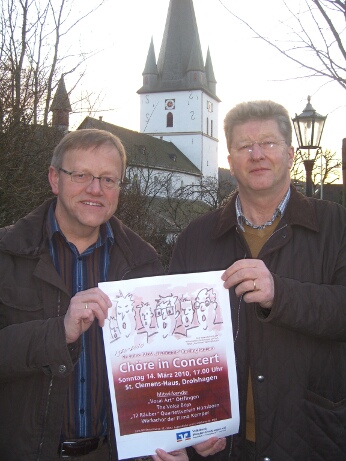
{"left": 218, "top": 0, "right": 346, "bottom": 90}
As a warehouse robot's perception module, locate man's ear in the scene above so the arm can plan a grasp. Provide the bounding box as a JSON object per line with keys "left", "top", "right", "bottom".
{"left": 288, "top": 146, "right": 295, "bottom": 169}
{"left": 48, "top": 166, "right": 59, "bottom": 195}
{"left": 227, "top": 154, "right": 234, "bottom": 176}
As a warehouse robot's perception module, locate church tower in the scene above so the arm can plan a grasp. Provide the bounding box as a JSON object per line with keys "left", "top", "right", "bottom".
{"left": 50, "top": 76, "right": 72, "bottom": 131}
{"left": 138, "top": 0, "right": 220, "bottom": 178}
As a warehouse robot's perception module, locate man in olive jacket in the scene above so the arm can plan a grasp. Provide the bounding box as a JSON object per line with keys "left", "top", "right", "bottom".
{"left": 170, "top": 101, "right": 346, "bottom": 461}
{"left": 0, "top": 129, "right": 168, "bottom": 460}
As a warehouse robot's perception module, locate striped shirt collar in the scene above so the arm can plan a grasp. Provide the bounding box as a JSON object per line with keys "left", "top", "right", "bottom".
{"left": 236, "top": 187, "right": 291, "bottom": 232}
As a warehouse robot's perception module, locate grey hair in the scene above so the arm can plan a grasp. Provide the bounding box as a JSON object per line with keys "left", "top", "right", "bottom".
{"left": 224, "top": 100, "right": 292, "bottom": 151}
{"left": 51, "top": 129, "right": 127, "bottom": 178}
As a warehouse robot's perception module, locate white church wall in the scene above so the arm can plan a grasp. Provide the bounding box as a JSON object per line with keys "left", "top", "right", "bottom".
{"left": 140, "top": 90, "right": 202, "bottom": 134}
{"left": 140, "top": 89, "right": 219, "bottom": 178}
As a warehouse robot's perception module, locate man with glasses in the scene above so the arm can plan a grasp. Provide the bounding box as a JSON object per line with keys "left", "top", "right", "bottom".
{"left": 0, "top": 129, "right": 182, "bottom": 461}
{"left": 154, "top": 294, "right": 181, "bottom": 339}
{"left": 193, "top": 288, "right": 219, "bottom": 332}
{"left": 170, "top": 101, "right": 346, "bottom": 460}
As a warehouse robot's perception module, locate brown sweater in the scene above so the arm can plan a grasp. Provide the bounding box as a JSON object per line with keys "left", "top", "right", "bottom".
{"left": 243, "top": 217, "right": 280, "bottom": 441}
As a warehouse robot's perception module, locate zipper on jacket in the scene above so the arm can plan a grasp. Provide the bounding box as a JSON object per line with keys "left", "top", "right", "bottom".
{"left": 259, "top": 222, "right": 289, "bottom": 259}
{"left": 266, "top": 222, "right": 288, "bottom": 243}
{"left": 228, "top": 435, "right": 233, "bottom": 459}
{"left": 37, "top": 377, "right": 54, "bottom": 461}
{"left": 121, "top": 268, "right": 132, "bottom": 280}
{"left": 57, "top": 290, "right": 61, "bottom": 316}
{"left": 37, "top": 289, "right": 61, "bottom": 459}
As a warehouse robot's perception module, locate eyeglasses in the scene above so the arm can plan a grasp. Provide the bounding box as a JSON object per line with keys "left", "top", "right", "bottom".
{"left": 194, "top": 300, "right": 211, "bottom": 310}
{"left": 59, "top": 168, "right": 122, "bottom": 189}
{"left": 231, "top": 140, "right": 287, "bottom": 154}
{"left": 155, "top": 306, "right": 175, "bottom": 318}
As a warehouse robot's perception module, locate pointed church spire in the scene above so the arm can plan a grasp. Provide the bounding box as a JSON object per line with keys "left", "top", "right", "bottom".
{"left": 50, "top": 76, "right": 71, "bottom": 131}
{"left": 157, "top": 0, "right": 204, "bottom": 81}
{"left": 143, "top": 37, "right": 158, "bottom": 75}
{"left": 142, "top": 37, "right": 159, "bottom": 90}
{"left": 137, "top": 0, "right": 219, "bottom": 100}
{"left": 205, "top": 47, "right": 217, "bottom": 94}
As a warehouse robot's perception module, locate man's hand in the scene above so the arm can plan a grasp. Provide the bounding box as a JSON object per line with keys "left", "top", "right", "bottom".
{"left": 64, "top": 287, "right": 112, "bottom": 343}
{"left": 193, "top": 437, "right": 227, "bottom": 456}
{"left": 222, "top": 259, "right": 274, "bottom": 309}
{"left": 153, "top": 448, "right": 188, "bottom": 461}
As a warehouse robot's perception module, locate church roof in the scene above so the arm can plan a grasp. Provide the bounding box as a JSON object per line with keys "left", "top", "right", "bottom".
{"left": 187, "top": 36, "right": 205, "bottom": 72}
{"left": 138, "top": 0, "right": 219, "bottom": 101}
{"left": 78, "top": 117, "right": 201, "bottom": 177}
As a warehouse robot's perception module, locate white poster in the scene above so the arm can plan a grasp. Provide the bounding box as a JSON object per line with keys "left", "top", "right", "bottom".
{"left": 100, "top": 270, "right": 239, "bottom": 460}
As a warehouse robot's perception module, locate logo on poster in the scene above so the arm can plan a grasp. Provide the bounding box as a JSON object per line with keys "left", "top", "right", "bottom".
{"left": 176, "top": 431, "right": 191, "bottom": 442}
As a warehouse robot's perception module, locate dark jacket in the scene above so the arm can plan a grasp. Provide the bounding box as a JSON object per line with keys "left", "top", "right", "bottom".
{"left": 170, "top": 187, "right": 346, "bottom": 461}
{"left": 0, "top": 198, "right": 163, "bottom": 461}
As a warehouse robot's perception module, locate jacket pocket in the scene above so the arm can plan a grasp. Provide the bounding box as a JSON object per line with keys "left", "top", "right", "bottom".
{"left": 303, "top": 389, "right": 346, "bottom": 457}
{"left": 0, "top": 286, "right": 42, "bottom": 311}
{"left": 306, "top": 388, "right": 346, "bottom": 410}
{"left": 0, "top": 286, "right": 43, "bottom": 328}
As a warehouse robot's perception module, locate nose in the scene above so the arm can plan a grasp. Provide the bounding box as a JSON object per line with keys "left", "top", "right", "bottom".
{"left": 86, "top": 177, "right": 103, "bottom": 193}
{"left": 250, "top": 143, "right": 265, "bottom": 160}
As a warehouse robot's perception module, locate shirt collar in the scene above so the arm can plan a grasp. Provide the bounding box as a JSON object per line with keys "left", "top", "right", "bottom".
{"left": 236, "top": 187, "right": 291, "bottom": 232}
{"left": 46, "top": 200, "right": 114, "bottom": 250}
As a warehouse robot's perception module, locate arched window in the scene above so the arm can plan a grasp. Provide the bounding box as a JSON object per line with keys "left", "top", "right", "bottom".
{"left": 167, "top": 112, "right": 173, "bottom": 127}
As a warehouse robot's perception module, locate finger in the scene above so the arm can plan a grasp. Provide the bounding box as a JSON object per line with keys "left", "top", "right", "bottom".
{"left": 203, "top": 439, "right": 226, "bottom": 456}
{"left": 75, "top": 287, "right": 112, "bottom": 308}
{"left": 221, "top": 263, "right": 240, "bottom": 282}
{"left": 194, "top": 437, "right": 225, "bottom": 456}
{"left": 224, "top": 270, "right": 256, "bottom": 291}
{"left": 81, "top": 300, "right": 108, "bottom": 328}
{"left": 240, "top": 277, "right": 274, "bottom": 308}
{"left": 222, "top": 263, "right": 258, "bottom": 290}
{"left": 154, "top": 448, "right": 188, "bottom": 461}
{"left": 221, "top": 259, "right": 257, "bottom": 279}
{"left": 234, "top": 278, "right": 257, "bottom": 297}
{"left": 64, "top": 290, "right": 112, "bottom": 342}
{"left": 64, "top": 307, "right": 94, "bottom": 343}
{"left": 75, "top": 290, "right": 112, "bottom": 318}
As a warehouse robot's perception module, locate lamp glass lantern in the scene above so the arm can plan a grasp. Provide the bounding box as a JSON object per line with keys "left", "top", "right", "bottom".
{"left": 292, "top": 96, "right": 327, "bottom": 197}
{"left": 292, "top": 96, "right": 327, "bottom": 150}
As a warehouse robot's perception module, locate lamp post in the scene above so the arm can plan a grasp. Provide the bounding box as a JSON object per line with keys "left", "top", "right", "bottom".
{"left": 292, "top": 96, "right": 327, "bottom": 197}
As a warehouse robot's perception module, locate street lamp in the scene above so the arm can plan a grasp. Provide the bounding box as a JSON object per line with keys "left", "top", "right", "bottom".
{"left": 292, "top": 96, "right": 327, "bottom": 197}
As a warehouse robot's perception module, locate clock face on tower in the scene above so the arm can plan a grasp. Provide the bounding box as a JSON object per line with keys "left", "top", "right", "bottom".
{"left": 165, "top": 99, "right": 175, "bottom": 110}
{"left": 207, "top": 100, "right": 213, "bottom": 113}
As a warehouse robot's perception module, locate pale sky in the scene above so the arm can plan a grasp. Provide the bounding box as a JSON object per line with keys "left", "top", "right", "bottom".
{"left": 66, "top": 0, "right": 346, "bottom": 170}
